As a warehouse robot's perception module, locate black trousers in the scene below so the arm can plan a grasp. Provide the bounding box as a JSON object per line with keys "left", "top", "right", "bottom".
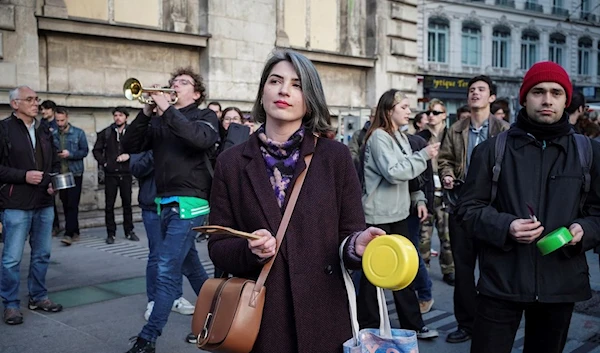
{"left": 471, "top": 295, "right": 573, "bottom": 353}
{"left": 357, "top": 219, "right": 424, "bottom": 331}
{"left": 105, "top": 174, "right": 134, "bottom": 235}
{"left": 449, "top": 213, "right": 477, "bottom": 333}
{"left": 59, "top": 175, "right": 83, "bottom": 236}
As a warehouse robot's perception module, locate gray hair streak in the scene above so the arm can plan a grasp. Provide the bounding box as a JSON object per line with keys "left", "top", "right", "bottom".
{"left": 8, "top": 86, "right": 33, "bottom": 102}
{"left": 251, "top": 49, "right": 333, "bottom": 136}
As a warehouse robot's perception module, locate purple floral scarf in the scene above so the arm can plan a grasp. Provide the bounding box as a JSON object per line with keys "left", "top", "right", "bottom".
{"left": 257, "top": 125, "right": 304, "bottom": 208}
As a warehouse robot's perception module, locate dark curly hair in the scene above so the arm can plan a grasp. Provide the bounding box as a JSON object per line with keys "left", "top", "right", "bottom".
{"left": 169, "top": 67, "right": 206, "bottom": 106}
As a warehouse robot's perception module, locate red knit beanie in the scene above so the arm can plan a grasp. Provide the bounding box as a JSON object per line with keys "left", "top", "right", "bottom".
{"left": 519, "top": 61, "right": 572, "bottom": 107}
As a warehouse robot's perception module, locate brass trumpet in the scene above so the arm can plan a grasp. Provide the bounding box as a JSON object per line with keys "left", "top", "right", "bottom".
{"left": 123, "top": 78, "right": 178, "bottom": 104}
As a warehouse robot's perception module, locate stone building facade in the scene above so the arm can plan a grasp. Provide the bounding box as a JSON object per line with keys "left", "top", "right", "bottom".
{"left": 417, "top": 0, "right": 600, "bottom": 120}
{"left": 0, "top": 0, "right": 419, "bottom": 213}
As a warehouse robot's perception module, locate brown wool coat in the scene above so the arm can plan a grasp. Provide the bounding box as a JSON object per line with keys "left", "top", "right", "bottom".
{"left": 208, "top": 133, "right": 366, "bottom": 353}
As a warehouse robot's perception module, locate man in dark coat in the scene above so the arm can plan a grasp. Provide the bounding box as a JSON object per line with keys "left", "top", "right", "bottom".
{"left": 0, "top": 86, "right": 63, "bottom": 325}
{"left": 457, "top": 61, "right": 600, "bottom": 353}
{"left": 92, "top": 106, "right": 137, "bottom": 244}
{"left": 122, "top": 67, "right": 219, "bottom": 353}
{"left": 438, "top": 75, "right": 510, "bottom": 343}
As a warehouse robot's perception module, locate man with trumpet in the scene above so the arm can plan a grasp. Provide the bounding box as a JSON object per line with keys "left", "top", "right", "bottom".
{"left": 122, "top": 68, "right": 219, "bottom": 353}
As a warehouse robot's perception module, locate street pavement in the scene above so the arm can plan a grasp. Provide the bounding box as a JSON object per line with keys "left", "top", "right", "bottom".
{"left": 1, "top": 223, "right": 600, "bottom": 352}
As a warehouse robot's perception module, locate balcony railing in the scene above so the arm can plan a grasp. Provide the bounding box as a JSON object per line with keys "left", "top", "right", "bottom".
{"left": 524, "top": 2, "right": 544, "bottom": 12}
{"left": 552, "top": 6, "right": 569, "bottom": 16}
{"left": 496, "top": 0, "right": 515, "bottom": 7}
{"left": 581, "top": 12, "right": 598, "bottom": 21}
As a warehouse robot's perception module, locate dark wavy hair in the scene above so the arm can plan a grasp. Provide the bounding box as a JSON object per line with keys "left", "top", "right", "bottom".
{"left": 251, "top": 49, "right": 333, "bottom": 136}
{"left": 169, "top": 67, "right": 206, "bottom": 106}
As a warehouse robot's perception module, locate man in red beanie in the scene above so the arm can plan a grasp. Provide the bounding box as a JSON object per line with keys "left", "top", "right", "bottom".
{"left": 456, "top": 61, "right": 600, "bottom": 353}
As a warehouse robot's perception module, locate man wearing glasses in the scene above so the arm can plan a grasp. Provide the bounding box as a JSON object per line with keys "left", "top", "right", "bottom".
{"left": 122, "top": 68, "right": 219, "bottom": 353}
{"left": 418, "top": 99, "right": 456, "bottom": 290}
{"left": 0, "top": 86, "right": 63, "bottom": 325}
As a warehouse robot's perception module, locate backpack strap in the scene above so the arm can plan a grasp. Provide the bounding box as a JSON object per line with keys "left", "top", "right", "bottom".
{"left": 573, "top": 134, "right": 593, "bottom": 214}
{"left": 490, "top": 130, "right": 508, "bottom": 205}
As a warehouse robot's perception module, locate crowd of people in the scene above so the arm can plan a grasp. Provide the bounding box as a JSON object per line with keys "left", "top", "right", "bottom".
{"left": 1, "top": 51, "right": 600, "bottom": 353}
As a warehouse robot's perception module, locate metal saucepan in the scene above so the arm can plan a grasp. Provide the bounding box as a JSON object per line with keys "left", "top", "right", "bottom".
{"left": 50, "top": 172, "right": 75, "bottom": 190}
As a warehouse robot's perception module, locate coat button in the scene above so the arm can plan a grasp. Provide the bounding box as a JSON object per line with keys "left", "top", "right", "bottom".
{"left": 324, "top": 265, "right": 333, "bottom": 275}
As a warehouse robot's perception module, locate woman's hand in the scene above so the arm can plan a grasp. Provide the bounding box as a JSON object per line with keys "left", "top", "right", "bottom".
{"left": 424, "top": 142, "right": 441, "bottom": 159}
{"left": 417, "top": 204, "right": 428, "bottom": 222}
{"left": 354, "top": 227, "right": 386, "bottom": 257}
{"left": 248, "top": 229, "right": 277, "bottom": 259}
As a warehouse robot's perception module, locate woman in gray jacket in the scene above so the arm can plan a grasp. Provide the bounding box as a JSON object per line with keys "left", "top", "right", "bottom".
{"left": 357, "top": 89, "right": 441, "bottom": 339}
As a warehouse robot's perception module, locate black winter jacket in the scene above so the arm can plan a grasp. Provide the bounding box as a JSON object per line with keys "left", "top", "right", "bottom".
{"left": 92, "top": 124, "right": 130, "bottom": 175}
{"left": 130, "top": 151, "right": 156, "bottom": 212}
{"left": 122, "top": 104, "right": 219, "bottom": 200}
{"left": 0, "top": 115, "right": 60, "bottom": 210}
{"left": 457, "top": 126, "right": 600, "bottom": 303}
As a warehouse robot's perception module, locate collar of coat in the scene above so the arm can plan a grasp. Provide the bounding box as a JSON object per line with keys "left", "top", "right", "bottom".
{"left": 242, "top": 128, "right": 317, "bottom": 160}
{"left": 451, "top": 114, "right": 504, "bottom": 133}
{"left": 508, "top": 126, "right": 572, "bottom": 152}
{"left": 241, "top": 129, "right": 318, "bottom": 230}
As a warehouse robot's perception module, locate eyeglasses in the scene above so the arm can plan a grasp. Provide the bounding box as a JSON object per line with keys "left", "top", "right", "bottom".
{"left": 16, "top": 97, "right": 41, "bottom": 104}
{"left": 223, "top": 116, "right": 242, "bottom": 122}
{"left": 428, "top": 110, "right": 445, "bottom": 116}
{"left": 170, "top": 78, "right": 194, "bottom": 86}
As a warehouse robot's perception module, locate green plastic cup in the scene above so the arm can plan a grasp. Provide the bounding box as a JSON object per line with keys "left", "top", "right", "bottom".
{"left": 536, "top": 227, "right": 573, "bottom": 255}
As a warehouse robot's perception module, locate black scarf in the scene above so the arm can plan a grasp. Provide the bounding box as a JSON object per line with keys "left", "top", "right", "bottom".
{"left": 514, "top": 108, "right": 571, "bottom": 141}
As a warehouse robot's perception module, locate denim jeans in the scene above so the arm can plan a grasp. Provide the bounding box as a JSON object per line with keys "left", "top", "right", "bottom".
{"left": 0, "top": 207, "right": 54, "bottom": 309}
{"left": 143, "top": 209, "right": 183, "bottom": 303}
{"left": 407, "top": 214, "right": 433, "bottom": 302}
{"left": 139, "top": 206, "right": 209, "bottom": 342}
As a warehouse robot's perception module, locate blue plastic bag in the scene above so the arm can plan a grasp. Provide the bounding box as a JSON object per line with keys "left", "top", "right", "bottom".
{"left": 340, "top": 238, "right": 419, "bottom": 353}
{"left": 342, "top": 328, "right": 418, "bottom": 353}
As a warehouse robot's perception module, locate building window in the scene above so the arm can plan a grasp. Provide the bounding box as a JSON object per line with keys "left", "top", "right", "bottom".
{"left": 428, "top": 17, "right": 449, "bottom": 63}
{"left": 461, "top": 21, "right": 481, "bottom": 66}
{"left": 492, "top": 26, "right": 511, "bottom": 68}
{"left": 582, "top": 0, "right": 591, "bottom": 14}
{"left": 598, "top": 42, "right": 600, "bottom": 76}
{"left": 578, "top": 37, "right": 592, "bottom": 75}
{"left": 552, "top": 0, "right": 569, "bottom": 15}
{"left": 549, "top": 33, "right": 566, "bottom": 66}
{"left": 521, "top": 30, "right": 539, "bottom": 69}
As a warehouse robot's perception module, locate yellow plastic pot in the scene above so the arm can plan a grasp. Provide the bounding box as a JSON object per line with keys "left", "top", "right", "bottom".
{"left": 362, "top": 234, "right": 419, "bottom": 290}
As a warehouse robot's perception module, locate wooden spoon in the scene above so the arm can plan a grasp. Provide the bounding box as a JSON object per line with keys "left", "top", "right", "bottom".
{"left": 193, "top": 225, "right": 261, "bottom": 241}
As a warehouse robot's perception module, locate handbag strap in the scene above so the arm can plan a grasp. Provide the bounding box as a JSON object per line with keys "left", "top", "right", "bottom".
{"left": 251, "top": 139, "right": 316, "bottom": 296}
{"left": 339, "top": 237, "right": 393, "bottom": 344}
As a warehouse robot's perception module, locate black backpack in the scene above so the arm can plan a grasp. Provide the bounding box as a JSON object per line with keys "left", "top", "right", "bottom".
{"left": 490, "top": 131, "right": 593, "bottom": 214}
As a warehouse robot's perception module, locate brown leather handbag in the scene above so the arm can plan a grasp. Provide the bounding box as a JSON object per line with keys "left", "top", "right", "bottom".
{"left": 191, "top": 152, "right": 314, "bottom": 353}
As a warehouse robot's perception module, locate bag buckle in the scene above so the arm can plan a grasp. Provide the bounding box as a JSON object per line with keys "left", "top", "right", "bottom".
{"left": 200, "top": 312, "right": 213, "bottom": 341}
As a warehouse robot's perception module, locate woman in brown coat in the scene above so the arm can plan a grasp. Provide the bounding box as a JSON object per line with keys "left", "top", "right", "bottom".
{"left": 208, "top": 49, "right": 384, "bottom": 352}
